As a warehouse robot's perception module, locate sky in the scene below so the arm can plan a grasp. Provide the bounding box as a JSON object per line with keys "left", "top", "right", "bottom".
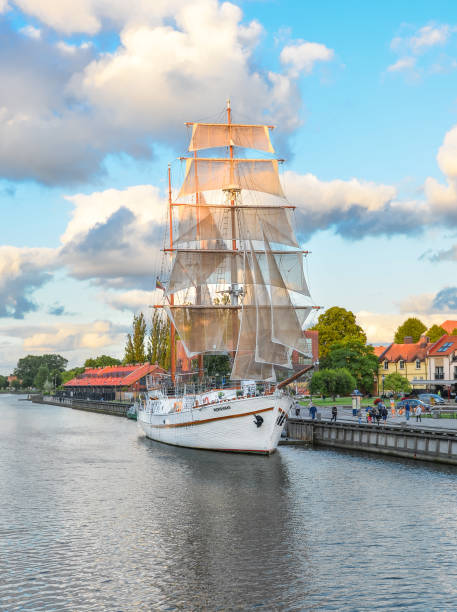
{"left": 2, "top": 0, "right": 457, "bottom": 373}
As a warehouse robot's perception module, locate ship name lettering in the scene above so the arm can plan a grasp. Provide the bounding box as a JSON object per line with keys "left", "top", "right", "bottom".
{"left": 213, "top": 404, "right": 231, "bottom": 412}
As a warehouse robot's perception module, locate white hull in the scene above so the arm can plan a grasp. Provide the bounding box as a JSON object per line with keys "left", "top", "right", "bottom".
{"left": 138, "top": 393, "right": 291, "bottom": 454}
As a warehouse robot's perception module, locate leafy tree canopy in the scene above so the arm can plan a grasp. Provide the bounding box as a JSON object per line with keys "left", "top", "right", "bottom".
{"left": 320, "top": 339, "right": 378, "bottom": 394}
{"left": 382, "top": 372, "right": 411, "bottom": 394}
{"left": 394, "top": 318, "right": 426, "bottom": 344}
{"left": 0, "top": 375, "right": 8, "bottom": 389}
{"left": 309, "top": 367, "right": 356, "bottom": 400}
{"left": 311, "top": 307, "right": 366, "bottom": 358}
{"left": 203, "top": 354, "right": 231, "bottom": 377}
{"left": 124, "top": 312, "right": 147, "bottom": 364}
{"left": 34, "top": 364, "right": 49, "bottom": 390}
{"left": 452, "top": 328, "right": 457, "bottom": 336}
{"left": 84, "top": 355, "right": 121, "bottom": 368}
{"left": 14, "top": 354, "right": 68, "bottom": 387}
{"left": 61, "top": 367, "right": 85, "bottom": 385}
{"left": 11, "top": 378, "right": 22, "bottom": 389}
{"left": 425, "top": 325, "right": 446, "bottom": 343}
{"left": 147, "top": 310, "right": 171, "bottom": 370}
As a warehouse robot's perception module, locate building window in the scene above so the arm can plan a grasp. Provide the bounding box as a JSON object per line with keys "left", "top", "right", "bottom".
{"left": 399, "top": 360, "right": 405, "bottom": 369}
{"left": 415, "top": 360, "right": 421, "bottom": 369}
{"left": 435, "top": 366, "right": 444, "bottom": 380}
{"left": 383, "top": 361, "right": 389, "bottom": 370}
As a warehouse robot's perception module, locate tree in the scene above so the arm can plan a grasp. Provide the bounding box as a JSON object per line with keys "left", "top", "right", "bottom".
{"left": 320, "top": 339, "right": 378, "bottom": 394}
{"left": 61, "top": 367, "right": 85, "bottom": 385}
{"left": 0, "top": 375, "right": 8, "bottom": 389}
{"left": 124, "top": 312, "right": 147, "bottom": 364}
{"left": 203, "top": 355, "right": 231, "bottom": 377}
{"left": 452, "top": 328, "right": 457, "bottom": 336}
{"left": 394, "top": 318, "right": 426, "bottom": 343}
{"left": 147, "top": 310, "right": 171, "bottom": 369}
{"left": 311, "top": 306, "right": 366, "bottom": 358}
{"left": 11, "top": 379, "right": 22, "bottom": 390}
{"left": 14, "top": 354, "right": 67, "bottom": 387}
{"left": 309, "top": 368, "right": 356, "bottom": 400}
{"left": 425, "top": 325, "right": 446, "bottom": 343}
{"left": 383, "top": 372, "right": 411, "bottom": 394}
{"left": 84, "top": 355, "right": 121, "bottom": 368}
{"left": 34, "top": 365, "right": 50, "bottom": 390}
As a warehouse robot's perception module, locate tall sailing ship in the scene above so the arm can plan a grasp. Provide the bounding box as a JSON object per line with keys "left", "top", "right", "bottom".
{"left": 138, "top": 101, "right": 316, "bottom": 454}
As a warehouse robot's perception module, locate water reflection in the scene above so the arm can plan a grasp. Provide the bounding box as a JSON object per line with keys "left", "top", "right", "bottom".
{"left": 2, "top": 395, "right": 457, "bottom": 610}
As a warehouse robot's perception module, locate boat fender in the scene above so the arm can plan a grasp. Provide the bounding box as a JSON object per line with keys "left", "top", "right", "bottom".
{"left": 253, "top": 414, "right": 264, "bottom": 428}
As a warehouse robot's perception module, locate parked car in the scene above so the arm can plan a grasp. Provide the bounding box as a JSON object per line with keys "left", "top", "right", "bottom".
{"left": 418, "top": 393, "right": 445, "bottom": 405}
{"left": 396, "top": 398, "right": 432, "bottom": 412}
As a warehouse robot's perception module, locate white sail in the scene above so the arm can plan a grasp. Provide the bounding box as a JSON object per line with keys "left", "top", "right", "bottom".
{"left": 189, "top": 123, "right": 275, "bottom": 153}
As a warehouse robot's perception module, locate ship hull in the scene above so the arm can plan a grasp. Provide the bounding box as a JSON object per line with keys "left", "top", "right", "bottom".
{"left": 138, "top": 394, "right": 291, "bottom": 454}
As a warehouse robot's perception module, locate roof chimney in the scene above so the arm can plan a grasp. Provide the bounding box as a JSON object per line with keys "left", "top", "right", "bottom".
{"left": 404, "top": 336, "right": 413, "bottom": 344}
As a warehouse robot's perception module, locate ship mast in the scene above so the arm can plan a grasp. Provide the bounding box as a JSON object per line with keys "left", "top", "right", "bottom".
{"left": 168, "top": 163, "right": 176, "bottom": 384}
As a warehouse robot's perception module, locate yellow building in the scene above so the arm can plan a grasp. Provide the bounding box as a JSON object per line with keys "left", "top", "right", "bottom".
{"left": 376, "top": 336, "right": 430, "bottom": 394}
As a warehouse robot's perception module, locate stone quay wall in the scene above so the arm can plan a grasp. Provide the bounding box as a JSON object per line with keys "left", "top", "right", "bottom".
{"left": 31, "top": 395, "right": 131, "bottom": 417}
{"left": 286, "top": 418, "right": 457, "bottom": 466}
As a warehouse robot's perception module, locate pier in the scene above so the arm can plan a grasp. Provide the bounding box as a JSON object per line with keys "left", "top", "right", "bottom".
{"left": 285, "top": 418, "right": 457, "bottom": 465}
{"left": 30, "top": 394, "right": 131, "bottom": 417}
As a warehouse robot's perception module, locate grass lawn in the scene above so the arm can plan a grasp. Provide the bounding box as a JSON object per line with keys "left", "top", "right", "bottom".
{"left": 299, "top": 396, "right": 377, "bottom": 407}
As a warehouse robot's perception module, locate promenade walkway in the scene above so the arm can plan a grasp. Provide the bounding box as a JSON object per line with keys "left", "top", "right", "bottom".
{"left": 300, "top": 404, "right": 457, "bottom": 432}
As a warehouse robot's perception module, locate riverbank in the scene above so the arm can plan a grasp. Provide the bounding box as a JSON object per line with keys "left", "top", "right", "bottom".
{"left": 285, "top": 417, "right": 457, "bottom": 465}
{"left": 30, "top": 394, "right": 131, "bottom": 417}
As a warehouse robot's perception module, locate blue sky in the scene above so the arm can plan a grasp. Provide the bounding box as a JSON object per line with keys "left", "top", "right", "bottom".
{"left": 1, "top": 0, "right": 457, "bottom": 373}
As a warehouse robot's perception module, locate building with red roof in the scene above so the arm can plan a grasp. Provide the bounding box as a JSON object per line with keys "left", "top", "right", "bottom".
{"left": 63, "top": 363, "right": 166, "bottom": 401}
{"left": 440, "top": 320, "right": 457, "bottom": 335}
{"left": 377, "top": 335, "right": 431, "bottom": 393}
{"left": 426, "top": 335, "right": 457, "bottom": 390}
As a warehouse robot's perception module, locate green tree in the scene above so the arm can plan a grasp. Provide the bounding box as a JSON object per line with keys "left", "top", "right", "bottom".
{"left": 124, "top": 312, "right": 147, "bottom": 364}
{"left": 34, "top": 365, "right": 50, "bottom": 390}
{"left": 383, "top": 372, "right": 411, "bottom": 394}
{"left": 425, "top": 325, "right": 446, "bottom": 343}
{"left": 61, "top": 367, "right": 85, "bottom": 385}
{"left": 203, "top": 354, "right": 231, "bottom": 377}
{"left": 394, "top": 318, "right": 426, "bottom": 343}
{"left": 309, "top": 367, "right": 356, "bottom": 400}
{"left": 451, "top": 328, "right": 457, "bottom": 336}
{"left": 321, "top": 339, "right": 378, "bottom": 394}
{"left": 84, "top": 355, "right": 121, "bottom": 368}
{"left": 311, "top": 306, "right": 366, "bottom": 358}
{"left": 14, "top": 354, "right": 67, "bottom": 387}
{"left": 11, "top": 378, "right": 22, "bottom": 390}
{"left": 0, "top": 375, "right": 8, "bottom": 389}
{"left": 147, "top": 310, "right": 171, "bottom": 369}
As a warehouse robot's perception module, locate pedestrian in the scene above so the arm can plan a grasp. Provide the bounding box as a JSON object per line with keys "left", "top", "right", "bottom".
{"left": 295, "top": 401, "right": 300, "bottom": 417}
{"left": 381, "top": 404, "right": 388, "bottom": 424}
{"left": 309, "top": 404, "right": 317, "bottom": 420}
{"left": 331, "top": 405, "right": 337, "bottom": 422}
{"left": 415, "top": 404, "right": 422, "bottom": 422}
{"left": 367, "top": 408, "right": 372, "bottom": 424}
{"left": 358, "top": 407, "right": 363, "bottom": 424}
{"left": 372, "top": 405, "right": 379, "bottom": 425}
{"left": 405, "top": 401, "right": 410, "bottom": 421}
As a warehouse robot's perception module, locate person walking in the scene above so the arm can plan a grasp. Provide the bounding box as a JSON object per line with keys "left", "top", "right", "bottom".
{"left": 381, "top": 404, "right": 388, "bottom": 424}
{"left": 331, "top": 406, "right": 337, "bottom": 423}
{"left": 415, "top": 404, "right": 422, "bottom": 423}
{"left": 358, "top": 407, "right": 363, "bottom": 424}
{"left": 309, "top": 404, "right": 317, "bottom": 420}
{"left": 405, "top": 401, "right": 410, "bottom": 421}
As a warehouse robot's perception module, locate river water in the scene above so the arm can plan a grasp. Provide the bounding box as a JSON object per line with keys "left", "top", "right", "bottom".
{"left": 1, "top": 394, "right": 457, "bottom": 611}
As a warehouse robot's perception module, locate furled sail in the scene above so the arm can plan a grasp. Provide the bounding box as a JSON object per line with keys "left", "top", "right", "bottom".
{"left": 189, "top": 123, "right": 275, "bottom": 153}
{"left": 178, "top": 159, "right": 285, "bottom": 199}
{"left": 174, "top": 205, "right": 298, "bottom": 248}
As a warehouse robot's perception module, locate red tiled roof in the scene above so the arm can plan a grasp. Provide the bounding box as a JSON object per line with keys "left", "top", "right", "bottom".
{"left": 427, "top": 335, "right": 457, "bottom": 357}
{"left": 373, "top": 345, "right": 386, "bottom": 357}
{"left": 441, "top": 320, "right": 457, "bottom": 334}
{"left": 379, "top": 340, "right": 431, "bottom": 362}
{"left": 64, "top": 363, "right": 166, "bottom": 387}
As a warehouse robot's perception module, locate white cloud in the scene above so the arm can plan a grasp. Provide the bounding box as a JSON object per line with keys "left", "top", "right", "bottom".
{"left": 19, "top": 25, "right": 41, "bottom": 39}
{"left": 410, "top": 24, "right": 451, "bottom": 52}
{"left": 397, "top": 293, "right": 435, "bottom": 314}
{"left": 103, "top": 289, "right": 163, "bottom": 312}
{"left": 23, "top": 320, "right": 124, "bottom": 352}
{"left": 387, "top": 56, "right": 416, "bottom": 72}
{"left": 280, "top": 40, "right": 334, "bottom": 77}
{"left": 357, "top": 310, "right": 452, "bottom": 344}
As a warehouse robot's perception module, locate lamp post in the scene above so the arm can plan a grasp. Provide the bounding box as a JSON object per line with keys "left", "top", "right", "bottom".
{"left": 382, "top": 374, "right": 385, "bottom": 397}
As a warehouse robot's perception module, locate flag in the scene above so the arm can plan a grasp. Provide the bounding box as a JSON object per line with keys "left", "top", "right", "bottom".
{"left": 155, "top": 277, "right": 166, "bottom": 292}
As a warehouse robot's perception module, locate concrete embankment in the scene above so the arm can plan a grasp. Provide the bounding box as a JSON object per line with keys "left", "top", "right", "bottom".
{"left": 30, "top": 395, "right": 131, "bottom": 417}
{"left": 284, "top": 418, "right": 457, "bottom": 465}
